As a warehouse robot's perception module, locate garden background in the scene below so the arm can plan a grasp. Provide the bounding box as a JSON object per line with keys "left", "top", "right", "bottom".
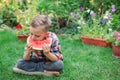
{"left": 0, "top": 0, "right": 120, "bottom": 80}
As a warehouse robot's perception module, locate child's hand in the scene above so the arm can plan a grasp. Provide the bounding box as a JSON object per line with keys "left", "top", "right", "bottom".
{"left": 25, "top": 44, "right": 33, "bottom": 54}
{"left": 42, "top": 44, "right": 51, "bottom": 54}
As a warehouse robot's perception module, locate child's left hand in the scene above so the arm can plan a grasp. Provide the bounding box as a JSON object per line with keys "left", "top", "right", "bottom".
{"left": 42, "top": 44, "right": 51, "bottom": 54}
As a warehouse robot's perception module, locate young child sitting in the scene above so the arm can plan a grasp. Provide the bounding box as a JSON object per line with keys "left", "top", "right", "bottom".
{"left": 13, "top": 15, "right": 64, "bottom": 76}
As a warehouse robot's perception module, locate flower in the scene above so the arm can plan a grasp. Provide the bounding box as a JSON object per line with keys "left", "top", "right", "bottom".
{"left": 79, "top": 6, "right": 84, "bottom": 11}
{"left": 113, "top": 31, "right": 120, "bottom": 46}
{"left": 114, "top": 31, "right": 119, "bottom": 36}
{"left": 106, "top": 30, "right": 120, "bottom": 46}
{"left": 111, "top": 5, "right": 116, "bottom": 13}
{"left": 70, "top": 12, "right": 76, "bottom": 18}
{"left": 74, "top": 5, "right": 119, "bottom": 39}
{"left": 15, "top": 24, "right": 22, "bottom": 29}
{"left": 100, "top": 19, "right": 106, "bottom": 24}
{"left": 15, "top": 24, "right": 29, "bottom": 35}
{"left": 90, "top": 10, "right": 96, "bottom": 17}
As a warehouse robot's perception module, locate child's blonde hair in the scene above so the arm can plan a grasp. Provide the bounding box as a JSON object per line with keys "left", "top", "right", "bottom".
{"left": 30, "top": 15, "right": 51, "bottom": 31}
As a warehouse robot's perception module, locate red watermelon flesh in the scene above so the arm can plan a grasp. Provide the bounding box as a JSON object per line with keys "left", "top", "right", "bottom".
{"left": 27, "top": 36, "right": 52, "bottom": 50}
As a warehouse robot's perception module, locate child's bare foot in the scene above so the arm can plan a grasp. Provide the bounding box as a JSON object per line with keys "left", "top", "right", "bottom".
{"left": 44, "top": 70, "right": 60, "bottom": 76}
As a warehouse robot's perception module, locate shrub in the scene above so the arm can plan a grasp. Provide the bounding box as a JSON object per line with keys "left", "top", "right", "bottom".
{"left": 75, "top": 5, "right": 119, "bottom": 38}
{"left": 0, "top": 1, "right": 17, "bottom": 28}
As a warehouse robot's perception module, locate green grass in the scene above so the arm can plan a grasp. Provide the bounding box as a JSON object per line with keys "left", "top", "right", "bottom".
{"left": 0, "top": 30, "right": 120, "bottom": 80}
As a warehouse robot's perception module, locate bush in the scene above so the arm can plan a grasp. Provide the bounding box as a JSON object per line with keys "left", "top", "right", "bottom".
{"left": 37, "top": 0, "right": 91, "bottom": 34}
{"left": 0, "top": 1, "right": 18, "bottom": 28}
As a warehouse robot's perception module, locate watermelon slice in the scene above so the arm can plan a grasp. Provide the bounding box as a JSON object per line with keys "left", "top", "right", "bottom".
{"left": 27, "top": 36, "right": 52, "bottom": 50}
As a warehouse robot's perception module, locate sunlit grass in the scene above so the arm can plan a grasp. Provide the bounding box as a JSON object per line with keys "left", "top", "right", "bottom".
{"left": 0, "top": 30, "right": 120, "bottom": 80}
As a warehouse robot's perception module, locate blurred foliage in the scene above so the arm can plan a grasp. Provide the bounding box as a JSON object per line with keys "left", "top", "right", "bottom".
{"left": 37, "top": 0, "right": 120, "bottom": 34}
{"left": 92, "top": 0, "right": 120, "bottom": 16}
{"left": 17, "top": 0, "right": 28, "bottom": 11}
{"left": 0, "top": 0, "right": 18, "bottom": 28}
{"left": 37, "top": 0, "right": 91, "bottom": 29}
{"left": 0, "top": 0, "right": 32, "bottom": 28}
{"left": 0, "top": 0, "right": 120, "bottom": 35}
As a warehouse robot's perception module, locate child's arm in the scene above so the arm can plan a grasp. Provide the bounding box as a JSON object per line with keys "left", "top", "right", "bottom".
{"left": 42, "top": 44, "right": 58, "bottom": 61}
{"left": 23, "top": 44, "right": 33, "bottom": 60}
{"left": 44, "top": 52, "right": 59, "bottom": 61}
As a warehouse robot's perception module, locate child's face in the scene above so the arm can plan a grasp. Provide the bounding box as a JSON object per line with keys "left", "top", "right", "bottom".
{"left": 30, "top": 26, "right": 47, "bottom": 40}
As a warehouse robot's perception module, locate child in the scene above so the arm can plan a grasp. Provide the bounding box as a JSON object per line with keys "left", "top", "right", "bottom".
{"left": 13, "top": 15, "right": 64, "bottom": 76}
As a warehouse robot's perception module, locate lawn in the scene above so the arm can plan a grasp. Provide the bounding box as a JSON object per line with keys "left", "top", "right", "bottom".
{"left": 0, "top": 30, "right": 120, "bottom": 80}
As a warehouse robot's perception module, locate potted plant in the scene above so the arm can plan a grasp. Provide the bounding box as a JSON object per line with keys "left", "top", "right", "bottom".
{"left": 75, "top": 5, "right": 117, "bottom": 47}
{"left": 14, "top": 1, "right": 38, "bottom": 40}
{"left": 15, "top": 23, "right": 29, "bottom": 40}
{"left": 107, "top": 31, "right": 120, "bottom": 58}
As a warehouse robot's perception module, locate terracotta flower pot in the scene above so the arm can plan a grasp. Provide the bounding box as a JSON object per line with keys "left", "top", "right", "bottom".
{"left": 112, "top": 45, "right": 120, "bottom": 58}
{"left": 17, "top": 35, "right": 28, "bottom": 41}
{"left": 81, "top": 36, "right": 112, "bottom": 47}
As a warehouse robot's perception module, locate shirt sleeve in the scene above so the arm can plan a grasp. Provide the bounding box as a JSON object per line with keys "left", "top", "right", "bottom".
{"left": 50, "top": 33, "right": 63, "bottom": 60}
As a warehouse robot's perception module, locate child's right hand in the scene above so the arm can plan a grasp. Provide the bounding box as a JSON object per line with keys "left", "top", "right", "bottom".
{"left": 25, "top": 44, "right": 33, "bottom": 54}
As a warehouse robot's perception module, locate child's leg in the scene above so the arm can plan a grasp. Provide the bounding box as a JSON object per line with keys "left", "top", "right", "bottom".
{"left": 16, "top": 59, "right": 63, "bottom": 71}
{"left": 43, "top": 60, "right": 64, "bottom": 71}
{"left": 44, "top": 70, "right": 60, "bottom": 76}
{"left": 15, "top": 59, "right": 63, "bottom": 76}
{"left": 16, "top": 59, "right": 41, "bottom": 71}
{"left": 42, "top": 60, "right": 63, "bottom": 76}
